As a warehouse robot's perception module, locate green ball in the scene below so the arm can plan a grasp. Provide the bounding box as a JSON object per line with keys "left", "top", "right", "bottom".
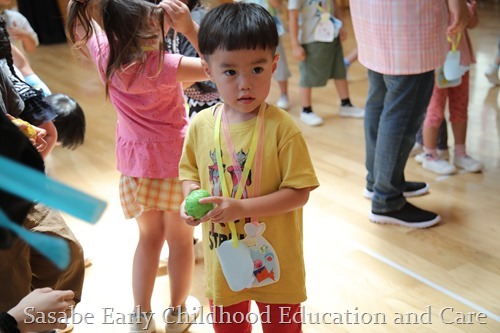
{"left": 185, "top": 189, "right": 214, "bottom": 219}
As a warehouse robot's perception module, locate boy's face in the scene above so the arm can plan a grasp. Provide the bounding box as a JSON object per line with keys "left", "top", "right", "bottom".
{"left": 203, "top": 48, "right": 278, "bottom": 117}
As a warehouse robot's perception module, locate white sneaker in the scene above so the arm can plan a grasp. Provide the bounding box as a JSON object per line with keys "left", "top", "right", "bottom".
{"left": 438, "top": 149, "right": 449, "bottom": 161}
{"left": 276, "top": 95, "right": 290, "bottom": 109}
{"left": 165, "top": 296, "right": 201, "bottom": 333}
{"left": 485, "top": 64, "right": 500, "bottom": 85}
{"left": 410, "top": 142, "right": 423, "bottom": 157}
{"left": 422, "top": 155, "right": 457, "bottom": 175}
{"left": 339, "top": 105, "right": 364, "bottom": 118}
{"left": 300, "top": 111, "right": 324, "bottom": 126}
{"left": 415, "top": 152, "right": 425, "bottom": 164}
{"left": 415, "top": 149, "right": 448, "bottom": 164}
{"left": 130, "top": 313, "right": 156, "bottom": 333}
{"left": 454, "top": 155, "right": 483, "bottom": 173}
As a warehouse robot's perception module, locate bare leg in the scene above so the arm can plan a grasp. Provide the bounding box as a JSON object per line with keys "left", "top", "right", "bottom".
{"left": 300, "top": 87, "right": 312, "bottom": 107}
{"left": 133, "top": 210, "right": 165, "bottom": 312}
{"left": 334, "top": 79, "right": 349, "bottom": 100}
{"left": 277, "top": 80, "right": 288, "bottom": 97}
{"left": 423, "top": 125, "right": 440, "bottom": 150}
{"left": 163, "top": 211, "right": 195, "bottom": 307}
{"left": 451, "top": 122, "right": 467, "bottom": 146}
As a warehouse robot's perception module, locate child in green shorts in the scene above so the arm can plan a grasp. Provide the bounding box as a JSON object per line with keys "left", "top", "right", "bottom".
{"left": 289, "top": 0, "right": 364, "bottom": 126}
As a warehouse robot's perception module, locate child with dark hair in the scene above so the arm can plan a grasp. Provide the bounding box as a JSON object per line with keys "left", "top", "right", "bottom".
{"left": 179, "top": 3, "right": 319, "bottom": 332}
{"left": 46, "top": 93, "right": 86, "bottom": 150}
{"left": 0, "top": 16, "right": 58, "bottom": 158}
{"left": 164, "top": 0, "right": 221, "bottom": 118}
{"left": 67, "top": 0, "right": 207, "bottom": 331}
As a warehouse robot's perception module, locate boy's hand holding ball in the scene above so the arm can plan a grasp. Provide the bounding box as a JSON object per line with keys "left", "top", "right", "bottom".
{"left": 184, "top": 189, "right": 214, "bottom": 220}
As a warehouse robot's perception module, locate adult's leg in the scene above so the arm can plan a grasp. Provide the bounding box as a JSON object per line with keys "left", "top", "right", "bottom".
{"left": 371, "top": 71, "right": 435, "bottom": 213}
{"left": 364, "top": 69, "right": 387, "bottom": 191}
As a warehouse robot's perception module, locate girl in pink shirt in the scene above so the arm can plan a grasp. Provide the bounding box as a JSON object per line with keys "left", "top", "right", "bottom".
{"left": 67, "top": 0, "right": 207, "bottom": 331}
{"left": 420, "top": 0, "right": 483, "bottom": 175}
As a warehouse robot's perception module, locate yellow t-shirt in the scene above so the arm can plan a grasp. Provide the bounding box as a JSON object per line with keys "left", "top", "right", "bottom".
{"left": 179, "top": 104, "right": 319, "bottom": 306}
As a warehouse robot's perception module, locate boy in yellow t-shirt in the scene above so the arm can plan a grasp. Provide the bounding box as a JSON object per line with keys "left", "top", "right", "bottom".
{"left": 179, "top": 3, "right": 319, "bottom": 332}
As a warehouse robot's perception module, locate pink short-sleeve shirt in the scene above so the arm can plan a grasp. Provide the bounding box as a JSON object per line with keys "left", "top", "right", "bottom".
{"left": 88, "top": 34, "right": 187, "bottom": 178}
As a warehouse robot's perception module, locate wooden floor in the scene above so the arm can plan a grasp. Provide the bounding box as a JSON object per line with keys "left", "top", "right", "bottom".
{"left": 25, "top": 1, "right": 500, "bottom": 332}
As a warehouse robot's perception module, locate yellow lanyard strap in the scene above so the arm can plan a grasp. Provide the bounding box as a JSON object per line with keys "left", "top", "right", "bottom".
{"left": 213, "top": 103, "right": 265, "bottom": 247}
{"left": 447, "top": 32, "right": 462, "bottom": 53}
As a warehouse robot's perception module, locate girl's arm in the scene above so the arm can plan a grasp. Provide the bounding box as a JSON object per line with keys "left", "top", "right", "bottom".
{"left": 466, "top": 1, "right": 479, "bottom": 29}
{"left": 176, "top": 56, "right": 208, "bottom": 83}
{"left": 199, "top": 187, "right": 312, "bottom": 224}
{"left": 159, "top": 0, "right": 200, "bottom": 54}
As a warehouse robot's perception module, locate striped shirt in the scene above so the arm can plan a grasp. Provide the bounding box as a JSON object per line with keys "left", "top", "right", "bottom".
{"left": 350, "top": 0, "right": 449, "bottom": 75}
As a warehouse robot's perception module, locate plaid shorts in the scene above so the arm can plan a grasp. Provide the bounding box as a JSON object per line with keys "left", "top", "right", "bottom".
{"left": 119, "top": 175, "right": 184, "bottom": 219}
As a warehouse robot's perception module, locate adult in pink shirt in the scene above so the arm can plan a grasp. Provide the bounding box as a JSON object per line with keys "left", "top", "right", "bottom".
{"left": 350, "top": 0, "right": 469, "bottom": 228}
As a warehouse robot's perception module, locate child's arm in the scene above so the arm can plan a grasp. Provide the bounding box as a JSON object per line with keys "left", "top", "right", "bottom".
{"left": 333, "top": 0, "right": 347, "bottom": 42}
{"left": 288, "top": 9, "right": 306, "bottom": 61}
{"left": 199, "top": 187, "right": 312, "bottom": 224}
{"left": 7, "top": 22, "right": 38, "bottom": 53}
{"left": 159, "top": 0, "right": 200, "bottom": 53}
{"left": 37, "top": 121, "right": 58, "bottom": 159}
{"left": 176, "top": 57, "right": 208, "bottom": 84}
{"left": 447, "top": 0, "right": 469, "bottom": 35}
{"left": 466, "top": 1, "right": 479, "bottom": 29}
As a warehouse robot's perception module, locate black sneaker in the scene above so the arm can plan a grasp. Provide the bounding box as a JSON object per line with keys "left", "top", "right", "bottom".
{"left": 369, "top": 202, "right": 441, "bottom": 228}
{"left": 363, "top": 182, "right": 429, "bottom": 199}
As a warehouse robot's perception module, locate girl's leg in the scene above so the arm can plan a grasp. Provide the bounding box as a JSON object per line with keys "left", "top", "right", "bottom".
{"left": 448, "top": 72, "right": 470, "bottom": 147}
{"left": 133, "top": 210, "right": 166, "bottom": 312}
{"left": 209, "top": 299, "right": 252, "bottom": 333}
{"left": 256, "top": 302, "right": 302, "bottom": 333}
{"left": 163, "top": 211, "right": 195, "bottom": 307}
{"left": 423, "top": 86, "right": 448, "bottom": 153}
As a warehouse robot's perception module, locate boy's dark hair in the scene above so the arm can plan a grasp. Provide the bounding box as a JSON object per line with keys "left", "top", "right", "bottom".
{"left": 199, "top": 2, "right": 279, "bottom": 59}
{"left": 46, "top": 94, "right": 86, "bottom": 150}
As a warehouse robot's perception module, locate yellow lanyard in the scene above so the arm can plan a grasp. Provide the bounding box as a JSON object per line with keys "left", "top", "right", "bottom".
{"left": 447, "top": 32, "right": 462, "bottom": 53}
{"left": 213, "top": 103, "right": 265, "bottom": 247}
{"left": 317, "top": 0, "right": 331, "bottom": 14}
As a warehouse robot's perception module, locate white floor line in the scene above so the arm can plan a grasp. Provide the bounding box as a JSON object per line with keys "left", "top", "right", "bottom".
{"left": 355, "top": 243, "right": 500, "bottom": 322}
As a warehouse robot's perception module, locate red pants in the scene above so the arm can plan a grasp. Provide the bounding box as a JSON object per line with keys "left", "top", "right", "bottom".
{"left": 424, "top": 71, "right": 469, "bottom": 128}
{"left": 209, "top": 299, "right": 302, "bottom": 333}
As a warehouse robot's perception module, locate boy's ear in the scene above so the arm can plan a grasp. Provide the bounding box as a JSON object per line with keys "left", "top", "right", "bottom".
{"left": 271, "top": 53, "right": 280, "bottom": 74}
{"left": 201, "top": 58, "right": 213, "bottom": 81}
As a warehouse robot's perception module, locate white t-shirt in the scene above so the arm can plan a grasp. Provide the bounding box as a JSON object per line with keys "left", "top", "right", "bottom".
{"left": 1, "top": 9, "right": 39, "bottom": 49}
{"left": 288, "top": 0, "right": 335, "bottom": 44}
